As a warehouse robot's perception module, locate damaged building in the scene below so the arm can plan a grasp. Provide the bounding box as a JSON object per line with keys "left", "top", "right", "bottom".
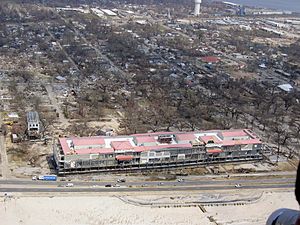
{"left": 53, "top": 129, "right": 263, "bottom": 174}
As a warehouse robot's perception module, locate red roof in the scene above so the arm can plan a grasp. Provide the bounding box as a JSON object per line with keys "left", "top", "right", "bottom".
{"left": 111, "top": 141, "right": 133, "bottom": 150}
{"left": 133, "top": 131, "right": 182, "bottom": 137}
{"left": 207, "top": 149, "right": 223, "bottom": 153}
{"left": 201, "top": 56, "right": 220, "bottom": 63}
{"left": 134, "top": 135, "right": 156, "bottom": 144}
{"left": 116, "top": 155, "right": 134, "bottom": 161}
{"left": 222, "top": 139, "right": 261, "bottom": 146}
{"left": 176, "top": 133, "right": 196, "bottom": 141}
{"left": 72, "top": 137, "right": 105, "bottom": 146}
{"left": 133, "top": 143, "right": 192, "bottom": 152}
{"left": 59, "top": 138, "right": 114, "bottom": 155}
{"left": 200, "top": 135, "right": 221, "bottom": 144}
{"left": 59, "top": 138, "right": 69, "bottom": 154}
{"left": 58, "top": 129, "right": 262, "bottom": 156}
{"left": 222, "top": 130, "right": 247, "bottom": 137}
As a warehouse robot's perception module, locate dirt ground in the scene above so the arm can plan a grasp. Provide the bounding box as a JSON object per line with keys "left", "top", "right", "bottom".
{"left": 6, "top": 139, "right": 52, "bottom": 177}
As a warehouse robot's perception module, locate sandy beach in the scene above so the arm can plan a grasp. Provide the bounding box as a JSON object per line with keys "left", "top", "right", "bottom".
{"left": 0, "top": 191, "right": 298, "bottom": 225}
{"left": 0, "top": 195, "right": 210, "bottom": 225}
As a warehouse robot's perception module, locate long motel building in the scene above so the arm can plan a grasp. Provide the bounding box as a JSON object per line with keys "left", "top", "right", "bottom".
{"left": 53, "top": 129, "right": 263, "bottom": 174}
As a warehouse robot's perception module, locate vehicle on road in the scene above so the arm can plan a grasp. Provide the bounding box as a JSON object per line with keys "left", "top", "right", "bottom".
{"left": 66, "top": 183, "right": 74, "bottom": 187}
{"left": 32, "top": 176, "right": 37, "bottom": 180}
{"left": 158, "top": 182, "right": 164, "bottom": 186}
{"left": 113, "top": 184, "right": 120, "bottom": 187}
{"left": 36, "top": 175, "right": 57, "bottom": 181}
{"left": 177, "top": 178, "right": 184, "bottom": 182}
{"left": 117, "top": 178, "right": 126, "bottom": 183}
{"left": 235, "top": 183, "right": 242, "bottom": 188}
{"left": 105, "top": 184, "right": 112, "bottom": 187}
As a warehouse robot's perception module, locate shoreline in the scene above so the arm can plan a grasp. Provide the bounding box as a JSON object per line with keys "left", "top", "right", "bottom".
{"left": 213, "top": 0, "right": 300, "bottom": 13}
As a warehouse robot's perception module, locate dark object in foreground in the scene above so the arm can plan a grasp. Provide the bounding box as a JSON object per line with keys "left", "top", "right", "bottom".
{"left": 266, "top": 162, "right": 300, "bottom": 225}
{"left": 266, "top": 208, "right": 300, "bottom": 225}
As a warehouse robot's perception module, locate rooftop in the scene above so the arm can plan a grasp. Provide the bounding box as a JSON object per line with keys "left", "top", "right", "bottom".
{"left": 27, "top": 111, "right": 40, "bottom": 123}
{"left": 201, "top": 56, "right": 220, "bottom": 63}
{"left": 134, "top": 135, "right": 157, "bottom": 144}
{"left": 58, "top": 129, "right": 261, "bottom": 155}
{"left": 278, "top": 84, "right": 293, "bottom": 92}
{"left": 221, "top": 130, "right": 248, "bottom": 137}
{"left": 199, "top": 135, "right": 222, "bottom": 144}
{"left": 72, "top": 137, "right": 105, "bottom": 146}
{"left": 111, "top": 141, "right": 133, "bottom": 150}
{"left": 175, "top": 133, "right": 196, "bottom": 142}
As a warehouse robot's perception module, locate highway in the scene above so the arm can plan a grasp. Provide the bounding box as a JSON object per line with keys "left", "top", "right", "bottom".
{"left": 0, "top": 177, "right": 295, "bottom": 187}
{"left": 0, "top": 183, "right": 294, "bottom": 193}
{"left": 0, "top": 177, "right": 295, "bottom": 193}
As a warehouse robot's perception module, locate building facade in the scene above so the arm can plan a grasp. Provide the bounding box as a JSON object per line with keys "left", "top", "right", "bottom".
{"left": 53, "top": 129, "right": 263, "bottom": 174}
{"left": 27, "top": 111, "right": 41, "bottom": 139}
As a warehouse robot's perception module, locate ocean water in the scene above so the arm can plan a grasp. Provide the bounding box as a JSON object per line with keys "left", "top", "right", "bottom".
{"left": 215, "top": 0, "right": 300, "bottom": 13}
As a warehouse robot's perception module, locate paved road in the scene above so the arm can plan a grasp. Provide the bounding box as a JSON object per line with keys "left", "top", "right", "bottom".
{"left": 0, "top": 177, "right": 295, "bottom": 195}
{"left": 0, "top": 177, "right": 295, "bottom": 187}
{"left": 0, "top": 183, "right": 294, "bottom": 193}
